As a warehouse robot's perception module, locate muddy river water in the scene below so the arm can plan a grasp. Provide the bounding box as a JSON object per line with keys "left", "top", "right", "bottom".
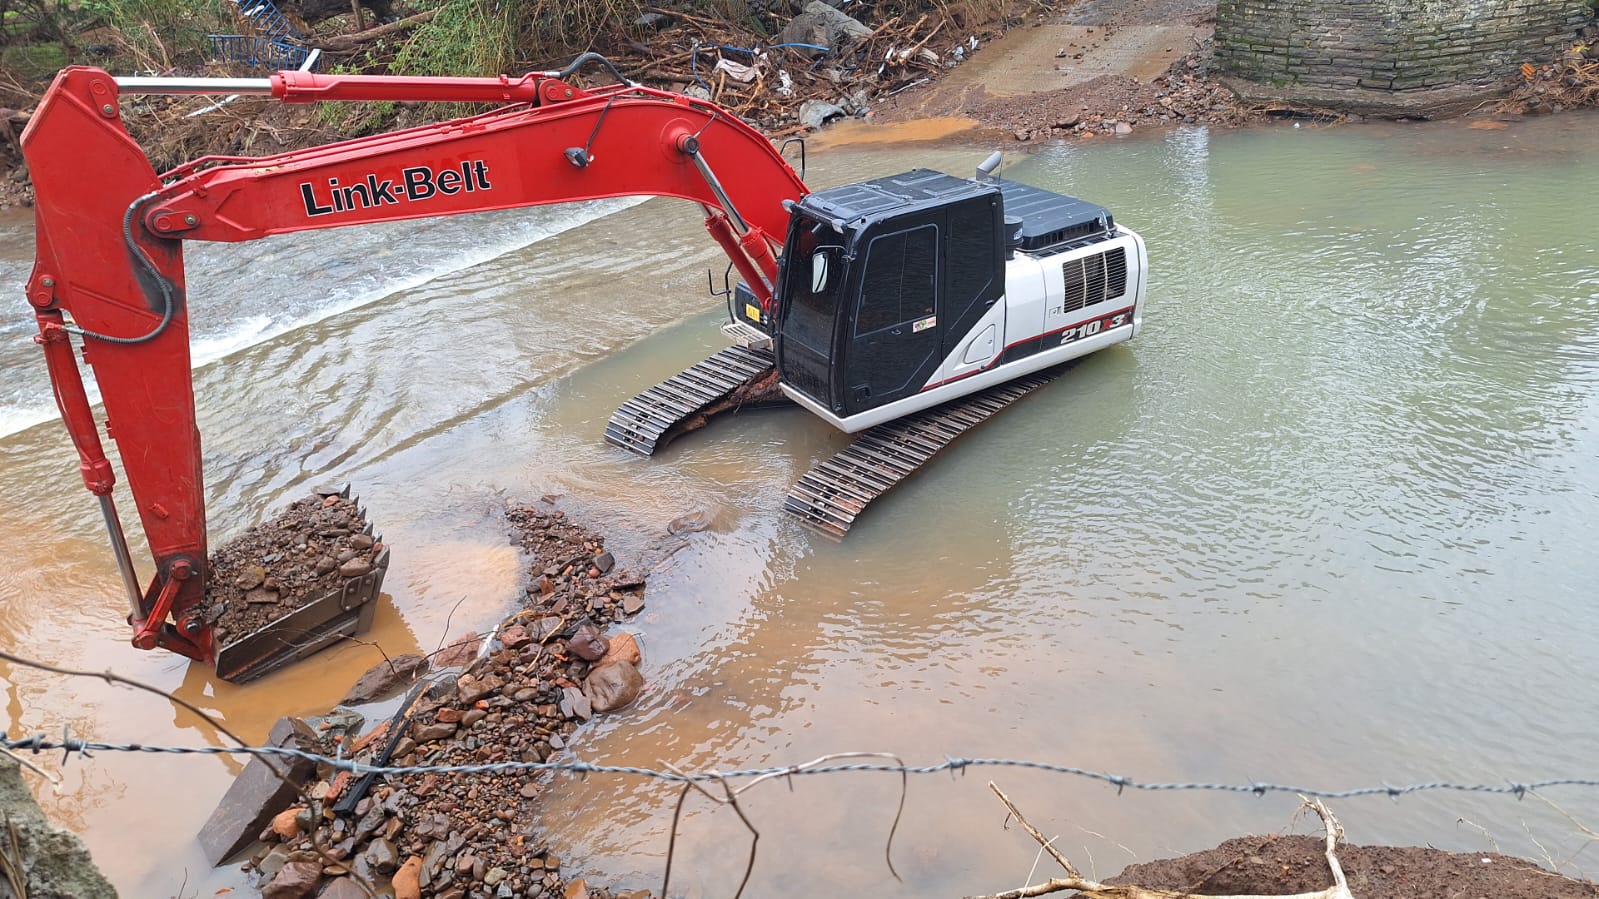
{"left": 2, "top": 111, "right": 1598, "bottom": 896}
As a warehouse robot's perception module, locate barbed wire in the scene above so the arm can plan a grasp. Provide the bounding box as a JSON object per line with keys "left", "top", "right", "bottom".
{"left": 5, "top": 730, "right": 1598, "bottom": 800}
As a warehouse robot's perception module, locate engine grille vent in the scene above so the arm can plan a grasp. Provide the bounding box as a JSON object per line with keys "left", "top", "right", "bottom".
{"left": 1060, "top": 247, "right": 1128, "bottom": 315}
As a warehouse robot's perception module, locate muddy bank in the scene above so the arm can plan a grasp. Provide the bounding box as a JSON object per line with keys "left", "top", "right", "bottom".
{"left": 2, "top": 0, "right": 1594, "bottom": 212}
{"left": 875, "top": 39, "right": 1249, "bottom": 142}
{"left": 1109, "top": 833, "right": 1599, "bottom": 898}
{"left": 0, "top": 755, "right": 116, "bottom": 899}
{"left": 872, "top": 0, "right": 1596, "bottom": 143}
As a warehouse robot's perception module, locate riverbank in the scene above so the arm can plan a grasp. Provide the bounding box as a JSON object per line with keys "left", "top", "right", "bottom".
{"left": 1, "top": 0, "right": 1595, "bottom": 210}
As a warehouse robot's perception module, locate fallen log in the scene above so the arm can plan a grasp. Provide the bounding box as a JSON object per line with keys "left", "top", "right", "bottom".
{"left": 312, "top": 8, "right": 438, "bottom": 52}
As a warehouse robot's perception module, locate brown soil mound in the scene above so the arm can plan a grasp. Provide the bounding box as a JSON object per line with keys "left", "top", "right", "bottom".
{"left": 1109, "top": 833, "right": 1599, "bottom": 898}
{"left": 203, "top": 491, "right": 382, "bottom": 645}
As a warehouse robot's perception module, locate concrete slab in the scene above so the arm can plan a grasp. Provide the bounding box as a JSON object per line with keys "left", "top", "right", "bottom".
{"left": 941, "top": 25, "right": 1206, "bottom": 97}
{"left": 873, "top": 22, "right": 1210, "bottom": 124}
{"left": 197, "top": 716, "right": 320, "bottom": 865}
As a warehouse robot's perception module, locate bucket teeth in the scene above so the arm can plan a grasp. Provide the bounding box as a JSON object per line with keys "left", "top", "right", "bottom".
{"left": 783, "top": 373, "right": 1058, "bottom": 538}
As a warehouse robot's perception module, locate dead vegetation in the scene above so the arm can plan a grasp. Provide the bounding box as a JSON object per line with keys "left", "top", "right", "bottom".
{"left": 294, "top": 0, "right": 1023, "bottom": 137}
{"left": 0, "top": 0, "right": 1023, "bottom": 186}
{"left": 1500, "top": 43, "right": 1599, "bottom": 115}
{"left": 971, "top": 784, "right": 1356, "bottom": 899}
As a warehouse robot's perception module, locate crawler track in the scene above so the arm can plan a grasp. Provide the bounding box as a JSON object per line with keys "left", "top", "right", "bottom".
{"left": 605, "top": 345, "right": 776, "bottom": 456}
{"left": 784, "top": 372, "right": 1060, "bottom": 537}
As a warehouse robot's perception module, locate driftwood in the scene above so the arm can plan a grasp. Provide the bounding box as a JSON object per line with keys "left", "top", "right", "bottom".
{"left": 598, "top": 6, "right": 957, "bottom": 128}
{"left": 312, "top": 8, "right": 438, "bottom": 52}
{"left": 968, "top": 783, "right": 1356, "bottom": 899}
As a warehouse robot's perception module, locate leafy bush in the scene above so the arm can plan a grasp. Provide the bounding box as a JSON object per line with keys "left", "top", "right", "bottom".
{"left": 390, "top": 0, "right": 519, "bottom": 77}
{"left": 0, "top": 39, "right": 62, "bottom": 77}
{"left": 390, "top": 0, "right": 656, "bottom": 77}
{"left": 0, "top": 0, "right": 227, "bottom": 71}
{"left": 90, "top": 0, "right": 228, "bottom": 70}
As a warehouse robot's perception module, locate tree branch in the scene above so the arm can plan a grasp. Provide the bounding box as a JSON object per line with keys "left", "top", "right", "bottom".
{"left": 968, "top": 784, "right": 1356, "bottom": 899}
{"left": 312, "top": 8, "right": 438, "bottom": 52}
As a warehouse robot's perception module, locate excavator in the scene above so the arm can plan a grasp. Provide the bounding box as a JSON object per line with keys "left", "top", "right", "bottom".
{"left": 20, "top": 54, "right": 1146, "bottom": 680}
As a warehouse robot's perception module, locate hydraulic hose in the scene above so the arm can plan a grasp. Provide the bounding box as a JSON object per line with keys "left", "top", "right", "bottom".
{"left": 555, "top": 52, "right": 636, "bottom": 87}
{"left": 63, "top": 192, "right": 176, "bottom": 345}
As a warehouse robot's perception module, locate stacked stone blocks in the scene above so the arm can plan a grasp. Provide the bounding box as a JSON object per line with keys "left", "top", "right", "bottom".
{"left": 1216, "top": 0, "right": 1590, "bottom": 92}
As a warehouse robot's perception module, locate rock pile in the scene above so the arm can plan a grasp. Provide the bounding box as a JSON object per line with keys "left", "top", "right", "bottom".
{"left": 204, "top": 490, "right": 385, "bottom": 645}
{"left": 242, "top": 500, "right": 655, "bottom": 899}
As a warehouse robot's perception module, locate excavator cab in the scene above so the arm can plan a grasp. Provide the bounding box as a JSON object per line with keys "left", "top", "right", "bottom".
{"left": 771, "top": 169, "right": 1007, "bottom": 425}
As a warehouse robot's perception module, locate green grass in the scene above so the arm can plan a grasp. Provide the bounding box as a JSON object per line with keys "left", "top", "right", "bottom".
{"left": 0, "top": 39, "right": 62, "bottom": 77}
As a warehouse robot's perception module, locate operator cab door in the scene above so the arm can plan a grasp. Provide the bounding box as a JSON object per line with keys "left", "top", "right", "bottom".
{"left": 843, "top": 216, "right": 942, "bottom": 416}
{"left": 774, "top": 219, "right": 848, "bottom": 412}
{"left": 938, "top": 195, "right": 1005, "bottom": 381}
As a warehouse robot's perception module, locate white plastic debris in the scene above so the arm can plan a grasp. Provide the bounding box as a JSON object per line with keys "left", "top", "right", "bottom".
{"left": 713, "top": 58, "right": 759, "bottom": 83}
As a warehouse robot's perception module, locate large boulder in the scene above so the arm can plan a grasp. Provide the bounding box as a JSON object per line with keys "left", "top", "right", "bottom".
{"left": 341, "top": 653, "right": 425, "bottom": 705}
{"left": 776, "top": 1, "right": 874, "bottom": 54}
{"left": 197, "top": 716, "right": 321, "bottom": 864}
{"left": 583, "top": 660, "right": 644, "bottom": 713}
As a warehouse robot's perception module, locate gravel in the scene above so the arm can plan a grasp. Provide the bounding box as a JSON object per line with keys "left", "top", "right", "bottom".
{"left": 203, "top": 491, "right": 382, "bottom": 645}
{"left": 247, "top": 499, "right": 654, "bottom": 899}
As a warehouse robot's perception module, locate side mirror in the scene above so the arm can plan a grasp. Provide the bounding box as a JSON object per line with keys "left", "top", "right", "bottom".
{"left": 810, "top": 249, "right": 832, "bottom": 294}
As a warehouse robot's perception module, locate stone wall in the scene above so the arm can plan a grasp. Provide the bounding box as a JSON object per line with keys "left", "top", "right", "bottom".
{"left": 1215, "top": 0, "right": 1590, "bottom": 93}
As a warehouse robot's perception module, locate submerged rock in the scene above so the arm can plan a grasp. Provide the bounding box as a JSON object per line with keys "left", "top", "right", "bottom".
{"left": 777, "top": 0, "right": 873, "bottom": 52}
{"left": 600, "top": 632, "right": 642, "bottom": 667}
{"left": 343, "top": 654, "right": 426, "bottom": 704}
{"left": 584, "top": 660, "right": 644, "bottom": 713}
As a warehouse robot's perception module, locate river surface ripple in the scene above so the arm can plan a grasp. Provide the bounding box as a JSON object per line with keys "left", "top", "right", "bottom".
{"left": 0, "top": 112, "right": 1597, "bottom": 896}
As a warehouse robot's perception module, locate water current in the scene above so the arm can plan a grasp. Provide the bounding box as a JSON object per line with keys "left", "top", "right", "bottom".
{"left": 1, "top": 111, "right": 1597, "bottom": 896}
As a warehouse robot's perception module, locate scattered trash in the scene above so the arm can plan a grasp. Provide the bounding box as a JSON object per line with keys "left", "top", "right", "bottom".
{"left": 713, "top": 57, "right": 759, "bottom": 83}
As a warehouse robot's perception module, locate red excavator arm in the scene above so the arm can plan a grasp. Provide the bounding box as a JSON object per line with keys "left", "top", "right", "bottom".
{"left": 21, "top": 56, "right": 807, "bottom": 664}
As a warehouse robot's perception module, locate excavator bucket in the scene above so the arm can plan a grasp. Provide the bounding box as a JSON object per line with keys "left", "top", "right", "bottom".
{"left": 211, "top": 487, "right": 390, "bottom": 684}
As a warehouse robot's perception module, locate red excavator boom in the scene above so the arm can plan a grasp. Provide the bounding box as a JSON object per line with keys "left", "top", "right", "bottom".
{"left": 22, "top": 56, "right": 806, "bottom": 665}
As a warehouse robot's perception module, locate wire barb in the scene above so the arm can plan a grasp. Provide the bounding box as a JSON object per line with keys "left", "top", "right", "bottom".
{"left": 5, "top": 734, "right": 1599, "bottom": 801}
